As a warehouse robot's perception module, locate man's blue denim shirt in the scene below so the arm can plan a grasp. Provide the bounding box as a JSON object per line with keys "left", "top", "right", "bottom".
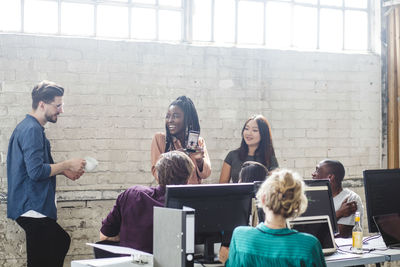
{"left": 7, "top": 115, "right": 56, "bottom": 220}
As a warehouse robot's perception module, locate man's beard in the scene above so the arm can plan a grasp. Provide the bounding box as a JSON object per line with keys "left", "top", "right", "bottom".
{"left": 45, "top": 112, "right": 58, "bottom": 123}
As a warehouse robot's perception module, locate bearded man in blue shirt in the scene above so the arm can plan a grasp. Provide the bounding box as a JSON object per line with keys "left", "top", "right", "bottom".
{"left": 7, "top": 81, "right": 86, "bottom": 267}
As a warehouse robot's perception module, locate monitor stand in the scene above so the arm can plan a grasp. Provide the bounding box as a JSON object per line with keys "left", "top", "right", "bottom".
{"left": 195, "top": 238, "right": 219, "bottom": 264}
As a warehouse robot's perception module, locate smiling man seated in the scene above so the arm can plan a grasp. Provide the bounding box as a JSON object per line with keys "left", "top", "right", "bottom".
{"left": 312, "top": 159, "right": 364, "bottom": 238}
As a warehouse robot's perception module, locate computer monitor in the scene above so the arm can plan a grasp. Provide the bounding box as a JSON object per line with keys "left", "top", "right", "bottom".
{"left": 363, "top": 169, "right": 400, "bottom": 233}
{"left": 303, "top": 179, "right": 338, "bottom": 234}
{"left": 165, "top": 183, "right": 253, "bottom": 263}
{"left": 254, "top": 179, "right": 338, "bottom": 234}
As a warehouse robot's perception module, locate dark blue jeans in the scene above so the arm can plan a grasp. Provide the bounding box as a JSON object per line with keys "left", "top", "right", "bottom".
{"left": 16, "top": 217, "right": 70, "bottom": 267}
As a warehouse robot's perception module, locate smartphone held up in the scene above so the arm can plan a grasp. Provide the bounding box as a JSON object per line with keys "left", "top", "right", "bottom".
{"left": 186, "top": 130, "right": 200, "bottom": 153}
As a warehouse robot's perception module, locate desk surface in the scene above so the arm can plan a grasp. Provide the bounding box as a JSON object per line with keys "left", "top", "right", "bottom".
{"left": 71, "top": 256, "right": 152, "bottom": 267}
{"left": 325, "top": 252, "right": 386, "bottom": 267}
{"left": 378, "top": 249, "right": 400, "bottom": 262}
{"left": 325, "top": 236, "right": 400, "bottom": 267}
{"left": 363, "top": 235, "right": 400, "bottom": 262}
{"left": 71, "top": 253, "right": 388, "bottom": 267}
{"left": 71, "top": 237, "right": 400, "bottom": 267}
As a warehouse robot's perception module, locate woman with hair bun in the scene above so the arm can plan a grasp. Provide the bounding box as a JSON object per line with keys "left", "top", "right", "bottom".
{"left": 224, "top": 169, "right": 326, "bottom": 267}
{"left": 151, "top": 96, "right": 211, "bottom": 184}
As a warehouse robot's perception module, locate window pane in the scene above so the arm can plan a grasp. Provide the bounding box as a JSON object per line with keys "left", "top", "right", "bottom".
{"left": 320, "top": 0, "right": 342, "bottom": 7}
{"left": 344, "top": 10, "right": 368, "bottom": 50}
{"left": 345, "top": 0, "right": 367, "bottom": 9}
{"left": 25, "top": 0, "right": 58, "bottom": 34}
{"left": 131, "top": 8, "right": 156, "bottom": 39}
{"left": 214, "top": 0, "right": 235, "bottom": 43}
{"left": 193, "top": 0, "right": 212, "bottom": 41}
{"left": 132, "top": 0, "right": 156, "bottom": 4}
{"left": 293, "top": 5, "right": 317, "bottom": 49}
{"left": 238, "top": 1, "right": 264, "bottom": 45}
{"left": 159, "top": 10, "right": 182, "bottom": 41}
{"left": 0, "top": 0, "right": 21, "bottom": 31}
{"left": 61, "top": 3, "right": 94, "bottom": 36}
{"left": 266, "top": 2, "right": 290, "bottom": 48}
{"left": 97, "top": 5, "right": 129, "bottom": 38}
{"left": 159, "top": 0, "right": 182, "bottom": 7}
{"left": 294, "top": 0, "right": 317, "bottom": 4}
{"left": 319, "top": 8, "right": 343, "bottom": 50}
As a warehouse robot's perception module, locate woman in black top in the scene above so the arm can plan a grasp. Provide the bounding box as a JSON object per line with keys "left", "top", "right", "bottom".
{"left": 219, "top": 114, "right": 278, "bottom": 183}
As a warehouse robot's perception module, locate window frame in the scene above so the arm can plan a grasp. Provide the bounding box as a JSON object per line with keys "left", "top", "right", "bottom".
{"left": 0, "top": 0, "right": 372, "bottom": 51}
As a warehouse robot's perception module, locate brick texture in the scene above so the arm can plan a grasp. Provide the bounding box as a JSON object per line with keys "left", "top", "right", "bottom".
{"left": 0, "top": 34, "right": 385, "bottom": 266}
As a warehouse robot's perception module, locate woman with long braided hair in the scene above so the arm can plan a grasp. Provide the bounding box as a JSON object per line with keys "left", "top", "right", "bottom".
{"left": 151, "top": 96, "right": 211, "bottom": 184}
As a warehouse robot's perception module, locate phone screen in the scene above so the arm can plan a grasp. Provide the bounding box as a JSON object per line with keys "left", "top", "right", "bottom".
{"left": 186, "top": 131, "right": 200, "bottom": 152}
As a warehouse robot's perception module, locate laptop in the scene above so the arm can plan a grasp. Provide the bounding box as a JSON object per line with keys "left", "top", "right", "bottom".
{"left": 373, "top": 213, "right": 400, "bottom": 249}
{"left": 287, "top": 215, "right": 337, "bottom": 255}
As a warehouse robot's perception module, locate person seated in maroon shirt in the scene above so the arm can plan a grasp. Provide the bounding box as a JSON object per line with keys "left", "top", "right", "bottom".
{"left": 99, "top": 151, "right": 194, "bottom": 255}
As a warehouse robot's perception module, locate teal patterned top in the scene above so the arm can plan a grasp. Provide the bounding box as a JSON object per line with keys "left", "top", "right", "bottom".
{"left": 226, "top": 223, "right": 326, "bottom": 267}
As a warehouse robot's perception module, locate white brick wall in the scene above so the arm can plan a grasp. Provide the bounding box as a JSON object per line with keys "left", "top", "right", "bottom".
{"left": 0, "top": 33, "right": 382, "bottom": 266}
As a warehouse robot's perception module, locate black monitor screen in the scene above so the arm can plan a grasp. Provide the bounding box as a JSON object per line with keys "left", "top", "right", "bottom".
{"left": 165, "top": 183, "right": 253, "bottom": 263}
{"left": 373, "top": 213, "right": 400, "bottom": 246}
{"left": 363, "top": 169, "right": 400, "bottom": 233}
{"left": 303, "top": 179, "right": 338, "bottom": 234}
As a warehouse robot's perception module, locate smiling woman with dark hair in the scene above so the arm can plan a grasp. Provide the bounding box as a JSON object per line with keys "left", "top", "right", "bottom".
{"left": 151, "top": 96, "right": 211, "bottom": 184}
{"left": 220, "top": 114, "right": 278, "bottom": 184}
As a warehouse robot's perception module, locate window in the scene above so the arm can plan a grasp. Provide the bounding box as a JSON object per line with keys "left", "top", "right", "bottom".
{"left": 159, "top": 10, "right": 182, "bottom": 41}
{"left": 0, "top": 0, "right": 21, "bottom": 32}
{"left": 293, "top": 5, "right": 318, "bottom": 49}
{"left": 0, "top": 0, "right": 371, "bottom": 52}
{"left": 238, "top": 1, "right": 264, "bottom": 45}
{"left": 214, "top": 0, "right": 235, "bottom": 43}
{"left": 24, "top": 0, "right": 58, "bottom": 34}
{"left": 320, "top": 8, "right": 343, "bottom": 50}
{"left": 97, "top": 5, "right": 129, "bottom": 38}
{"left": 192, "top": 0, "right": 212, "bottom": 41}
{"left": 265, "top": 2, "right": 291, "bottom": 48}
{"left": 131, "top": 8, "right": 156, "bottom": 40}
{"left": 61, "top": 2, "right": 94, "bottom": 36}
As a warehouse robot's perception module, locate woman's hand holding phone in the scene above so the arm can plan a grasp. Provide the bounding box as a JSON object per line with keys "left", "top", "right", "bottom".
{"left": 184, "top": 130, "right": 204, "bottom": 170}
{"left": 190, "top": 147, "right": 204, "bottom": 160}
{"left": 189, "top": 147, "right": 204, "bottom": 171}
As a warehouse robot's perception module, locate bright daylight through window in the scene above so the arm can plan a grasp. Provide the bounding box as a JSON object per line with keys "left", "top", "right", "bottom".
{"left": 0, "top": 0, "right": 370, "bottom": 51}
